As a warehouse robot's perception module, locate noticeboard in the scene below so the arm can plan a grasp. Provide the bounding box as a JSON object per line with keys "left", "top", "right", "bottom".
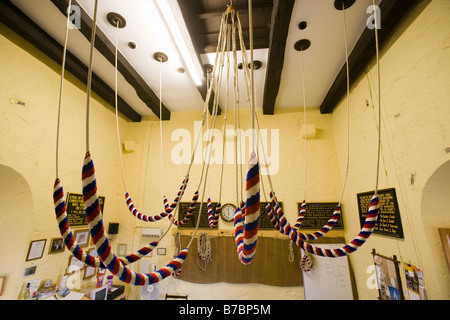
{"left": 66, "top": 192, "right": 105, "bottom": 227}
{"left": 357, "top": 188, "right": 404, "bottom": 238}
{"left": 295, "top": 202, "right": 343, "bottom": 229}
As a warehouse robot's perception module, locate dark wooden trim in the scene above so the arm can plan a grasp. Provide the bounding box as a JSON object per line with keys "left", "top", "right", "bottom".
{"left": 0, "top": 0, "right": 141, "bottom": 122}
{"left": 177, "top": 0, "right": 221, "bottom": 116}
{"left": 262, "top": 0, "right": 295, "bottom": 115}
{"left": 319, "top": 0, "right": 421, "bottom": 114}
{"left": 50, "top": 0, "right": 171, "bottom": 120}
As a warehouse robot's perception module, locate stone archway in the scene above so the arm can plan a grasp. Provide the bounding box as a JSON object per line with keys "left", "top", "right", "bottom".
{"left": 420, "top": 159, "right": 450, "bottom": 299}
{"left": 0, "top": 165, "right": 33, "bottom": 300}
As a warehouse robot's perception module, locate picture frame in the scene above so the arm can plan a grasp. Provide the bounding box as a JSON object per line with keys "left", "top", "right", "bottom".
{"left": 0, "top": 276, "right": 5, "bottom": 296}
{"left": 67, "top": 255, "right": 85, "bottom": 275}
{"left": 84, "top": 265, "right": 96, "bottom": 280}
{"left": 23, "top": 266, "right": 37, "bottom": 277}
{"left": 157, "top": 248, "right": 166, "bottom": 256}
{"left": 371, "top": 249, "right": 404, "bottom": 300}
{"left": 74, "top": 229, "right": 90, "bottom": 248}
{"left": 117, "top": 244, "right": 127, "bottom": 257}
{"left": 84, "top": 248, "right": 98, "bottom": 279}
{"left": 26, "top": 239, "right": 46, "bottom": 261}
{"left": 439, "top": 228, "right": 450, "bottom": 273}
{"left": 48, "top": 237, "right": 65, "bottom": 254}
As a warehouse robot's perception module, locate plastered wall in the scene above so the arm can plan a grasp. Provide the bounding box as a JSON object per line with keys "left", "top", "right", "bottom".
{"left": 1, "top": 0, "right": 449, "bottom": 301}
{"left": 0, "top": 22, "right": 133, "bottom": 299}
{"left": 331, "top": 0, "right": 450, "bottom": 300}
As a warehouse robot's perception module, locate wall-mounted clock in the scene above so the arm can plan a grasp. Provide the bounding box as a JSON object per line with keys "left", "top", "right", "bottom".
{"left": 220, "top": 203, "right": 237, "bottom": 222}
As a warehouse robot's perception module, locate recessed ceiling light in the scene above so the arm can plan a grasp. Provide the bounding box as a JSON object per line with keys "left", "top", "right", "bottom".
{"left": 128, "top": 41, "right": 137, "bottom": 50}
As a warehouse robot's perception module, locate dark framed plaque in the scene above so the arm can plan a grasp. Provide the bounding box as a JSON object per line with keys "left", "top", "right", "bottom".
{"left": 296, "top": 202, "right": 343, "bottom": 229}
{"left": 259, "top": 202, "right": 283, "bottom": 230}
{"left": 178, "top": 202, "right": 218, "bottom": 228}
{"left": 66, "top": 192, "right": 105, "bottom": 227}
{"left": 357, "top": 188, "right": 404, "bottom": 238}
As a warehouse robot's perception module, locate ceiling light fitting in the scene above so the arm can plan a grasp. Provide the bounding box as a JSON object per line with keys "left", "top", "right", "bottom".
{"left": 334, "top": 0, "right": 356, "bottom": 10}
{"left": 154, "top": 0, "right": 204, "bottom": 86}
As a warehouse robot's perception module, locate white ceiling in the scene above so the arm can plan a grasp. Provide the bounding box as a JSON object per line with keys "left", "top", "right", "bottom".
{"left": 10, "top": 0, "right": 382, "bottom": 118}
{"left": 277, "top": 0, "right": 382, "bottom": 109}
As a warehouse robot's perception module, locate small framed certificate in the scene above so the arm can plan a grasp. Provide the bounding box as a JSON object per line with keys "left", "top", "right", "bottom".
{"left": 26, "top": 239, "right": 46, "bottom": 261}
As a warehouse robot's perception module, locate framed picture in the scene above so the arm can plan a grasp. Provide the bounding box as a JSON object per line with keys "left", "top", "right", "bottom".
{"left": 157, "top": 248, "right": 166, "bottom": 256}
{"left": 371, "top": 249, "right": 404, "bottom": 300}
{"left": 26, "top": 239, "right": 46, "bottom": 261}
{"left": 117, "top": 244, "right": 127, "bottom": 257}
{"left": 67, "top": 255, "right": 85, "bottom": 275}
{"left": 84, "top": 248, "right": 97, "bottom": 279}
{"left": 48, "top": 237, "right": 65, "bottom": 254}
{"left": 0, "top": 276, "right": 5, "bottom": 296}
{"left": 439, "top": 229, "right": 450, "bottom": 273}
{"left": 74, "top": 229, "right": 90, "bottom": 248}
{"left": 23, "top": 266, "right": 37, "bottom": 277}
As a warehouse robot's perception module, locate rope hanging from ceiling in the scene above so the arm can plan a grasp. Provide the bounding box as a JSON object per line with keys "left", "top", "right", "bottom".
{"left": 52, "top": 0, "right": 198, "bottom": 285}
{"left": 52, "top": 0, "right": 384, "bottom": 287}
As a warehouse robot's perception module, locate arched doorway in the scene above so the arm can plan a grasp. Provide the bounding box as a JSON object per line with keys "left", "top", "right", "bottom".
{"left": 0, "top": 165, "right": 33, "bottom": 300}
{"left": 421, "top": 160, "right": 450, "bottom": 299}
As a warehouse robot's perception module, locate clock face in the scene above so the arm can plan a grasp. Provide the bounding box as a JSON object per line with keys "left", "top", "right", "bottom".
{"left": 220, "top": 203, "right": 236, "bottom": 222}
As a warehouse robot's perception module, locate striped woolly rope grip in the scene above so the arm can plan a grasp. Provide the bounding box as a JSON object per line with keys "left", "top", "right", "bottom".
{"left": 125, "top": 177, "right": 188, "bottom": 222}
{"left": 208, "top": 198, "right": 221, "bottom": 229}
{"left": 265, "top": 195, "right": 314, "bottom": 270}
{"left": 82, "top": 152, "right": 188, "bottom": 285}
{"left": 293, "top": 194, "right": 379, "bottom": 257}
{"left": 270, "top": 191, "right": 341, "bottom": 241}
{"left": 168, "top": 191, "right": 199, "bottom": 227}
{"left": 265, "top": 201, "right": 283, "bottom": 234}
{"left": 53, "top": 178, "right": 105, "bottom": 268}
{"left": 54, "top": 179, "right": 159, "bottom": 268}
{"left": 234, "top": 152, "right": 260, "bottom": 265}
{"left": 163, "top": 176, "right": 189, "bottom": 214}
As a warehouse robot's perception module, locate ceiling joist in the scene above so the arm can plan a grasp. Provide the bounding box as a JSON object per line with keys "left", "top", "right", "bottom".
{"left": 262, "top": 0, "right": 295, "bottom": 115}
{"left": 320, "top": 0, "right": 421, "bottom": 114}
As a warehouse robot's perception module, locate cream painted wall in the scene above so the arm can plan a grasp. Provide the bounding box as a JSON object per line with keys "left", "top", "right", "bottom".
{"left": 0, "top": 21, "right": 344, "bottom": 300}
{"left": 121, "top": 108, "right": 345, "bottom": 300}
{"left": 331, "top": 0, "right": 450, "bottom": 300}
{"left": 1, "top": 0, "right": 449, "bottom": 301}
{"left": 0, "top": 23, "right": 133, "bottom": 299}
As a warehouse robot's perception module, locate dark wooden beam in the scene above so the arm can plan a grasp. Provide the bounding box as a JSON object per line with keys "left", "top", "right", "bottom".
{"left": 262, "top": 0, "right": 295, "bottom": 115}
{"left": 51, "top": 0, "right": 171, "bottom": 120}
{"left": 0, "top": 0, "right": 141, "bottom": 122}
{"left": 177, "top": 0, "right": 221, "bottom": 116}
{"left": 319, "top": 0, "right": 421, "bottom": 114}
{"left": 198, "top": 6, "right": 273, "bottom": 19}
